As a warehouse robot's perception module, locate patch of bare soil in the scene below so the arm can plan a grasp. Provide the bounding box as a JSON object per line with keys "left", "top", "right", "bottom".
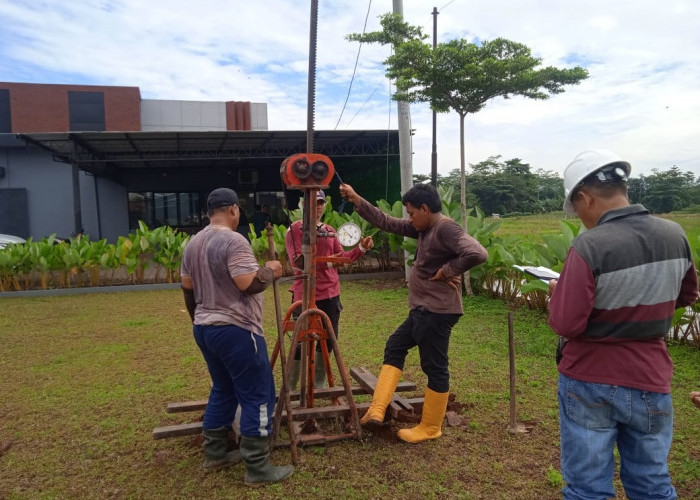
{"left": 0, "top": 441, "right": 13, "bottom": 457}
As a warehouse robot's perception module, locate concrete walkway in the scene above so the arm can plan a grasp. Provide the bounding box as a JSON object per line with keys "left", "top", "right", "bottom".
{"left": 0, "top": 271, "right": 405, "bottom": 298}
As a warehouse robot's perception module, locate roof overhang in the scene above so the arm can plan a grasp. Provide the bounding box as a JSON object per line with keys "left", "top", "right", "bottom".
{"left": 16, "top": 130, "right": 399, "bottom": 175}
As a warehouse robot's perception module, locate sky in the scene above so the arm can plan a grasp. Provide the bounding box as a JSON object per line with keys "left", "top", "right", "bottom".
{"left": 1, "top": 0, "right": 699, "bottom": 179}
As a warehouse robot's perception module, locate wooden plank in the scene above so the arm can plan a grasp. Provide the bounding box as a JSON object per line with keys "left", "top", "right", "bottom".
{"left": 286, "top": 402, "right": 370, "bottom": 421}
{"left": 164, "top": 381, "right": 418, "bottom": 414}
{"left": 152, "top": 422, "right": 202, "bottom": 440}
{"left": 273, "top": 432, "right": 358, "bottom": 447}
{"left": 350, "top": 367, "right": 414, "bottom": 418}
{"left": 401, "top": 397, "right": 425, "bottom": 412}
{"left": 289, "top": 382, "right": 416, "bottom": 400}
{"left": 392, "top": 381, "right": 418, "bottom": 392}
{"left": 153, "top": 403, "right": 373, "bottom": 439}
{"left": 167, "top": 400, "right": 207, "bottom": 413}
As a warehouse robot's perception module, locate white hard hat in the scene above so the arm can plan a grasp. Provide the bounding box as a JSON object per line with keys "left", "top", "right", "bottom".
{"left": 562, "top": 150, "right": 631, "bottom": 214}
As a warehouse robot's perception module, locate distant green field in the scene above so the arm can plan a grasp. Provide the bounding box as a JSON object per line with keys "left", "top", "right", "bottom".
{"left": 494, "top": 212, "right": 572, "bottom": 241}
{"left": 660, "top": 213, "right": 700, "bottom": 246}
{"left": 494, "top": 211, "right": 700, "bottom": 248}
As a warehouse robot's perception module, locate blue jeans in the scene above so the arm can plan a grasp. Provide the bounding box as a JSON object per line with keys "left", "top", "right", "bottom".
{"left": 193, "top": 324, "right": 276, "bottom": 437}
{"left": 558, "top": 374, "right": 676, "bottom": 500}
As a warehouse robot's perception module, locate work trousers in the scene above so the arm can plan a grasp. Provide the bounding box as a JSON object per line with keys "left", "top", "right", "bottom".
{"left": 193, "top": 324, "right": 276, "bottom": 437}
{"left": 383, "top": 307, "right": 460, "bottom": 393}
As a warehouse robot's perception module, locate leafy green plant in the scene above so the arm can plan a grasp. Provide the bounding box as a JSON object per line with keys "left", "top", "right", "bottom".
{"left": 377, "top": 198, "right": 410, "bottom": 271}
{"left": 99, "top": 242, "right": 121, "bottom": 284}
{"left": 119, "top": 221, "right": 154, "bottom": 283}
{"left": 83, "top": 237, "right": 110, "bottom": 286}
{"left": 0, "top": 242, "right": 26, "bottom": 291}
{"left": 56, "top": 235, "right": 96, "bottom": 287}
{"left": 28, "top": 234, "right": 61, "bottom": 289}
{"left": 546, "top": 465, "right": 564, "bottom": 488}
{"left": 151, "top": 227, "right": 190, "bottom": 283}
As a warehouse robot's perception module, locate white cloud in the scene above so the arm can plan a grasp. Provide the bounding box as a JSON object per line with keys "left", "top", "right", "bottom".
{"left": 0, "top": 0, "right": 698, "bottom": 179}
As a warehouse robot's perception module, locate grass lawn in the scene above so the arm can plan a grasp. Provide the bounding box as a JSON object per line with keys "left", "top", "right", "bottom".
{"left": 1, "top": 281, "right": 698, "bottom": 499}
{"left": 495, "top": 211, "right": 700, "bottom": 247}
{"left": 494, "top": 212, "right": 572, "bottom": 241}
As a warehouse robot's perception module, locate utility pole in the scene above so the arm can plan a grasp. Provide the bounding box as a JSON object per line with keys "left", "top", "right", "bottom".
{"left": 392, "top": 0, "right": 413, "bottom": 198}
{"left": 431, "top": 6, "right": 438, "bottom": 187}
{"left": 392, "top": 0, "right": 413, "bottom": 282}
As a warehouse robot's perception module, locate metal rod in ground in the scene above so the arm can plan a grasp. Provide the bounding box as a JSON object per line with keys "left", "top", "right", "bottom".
{"left": 267, "top": 223, "right": 298, "bottom": 464}
{"left": 508, "top": 312, "right": 517, "bottom": 431}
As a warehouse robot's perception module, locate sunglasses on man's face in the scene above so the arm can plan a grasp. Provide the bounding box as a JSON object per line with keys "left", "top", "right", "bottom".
{"left": 317, "top": 200, "right": 326, "bottom": 206}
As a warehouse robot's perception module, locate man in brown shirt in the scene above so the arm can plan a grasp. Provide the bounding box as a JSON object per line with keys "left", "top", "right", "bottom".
{"left": 339, "top": 183, "right": 487, "bottom": 443}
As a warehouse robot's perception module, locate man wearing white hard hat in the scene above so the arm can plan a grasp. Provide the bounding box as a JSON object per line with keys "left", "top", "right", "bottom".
{"left": 548, "top": 150, "right": 698, "bottom": 500}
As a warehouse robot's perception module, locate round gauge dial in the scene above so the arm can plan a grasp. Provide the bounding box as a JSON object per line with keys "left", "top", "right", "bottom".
{"left": 336, "top": 222, "right": 362, "bottom": 247}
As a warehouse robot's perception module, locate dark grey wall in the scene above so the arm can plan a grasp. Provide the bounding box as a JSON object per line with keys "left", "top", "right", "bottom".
{"left": 0, "top": 137, "right": 128, "bottom": 241}
{"left": 94, "top": 176, "right": 128, "bottom": 241}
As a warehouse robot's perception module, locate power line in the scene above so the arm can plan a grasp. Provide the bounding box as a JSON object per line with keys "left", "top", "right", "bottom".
{"left": 345, "top": 82, "right": 383, "bottom": 126}
{"left": 334, "top": 0, "right": 372, "bottom": 130}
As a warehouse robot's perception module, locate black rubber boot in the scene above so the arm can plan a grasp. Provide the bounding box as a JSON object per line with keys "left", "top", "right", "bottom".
{"left": 202, "top": 427, "right": 241, "bottom": 472}
{"left": 240, "top": 436, "right": 294, "bottom": 486}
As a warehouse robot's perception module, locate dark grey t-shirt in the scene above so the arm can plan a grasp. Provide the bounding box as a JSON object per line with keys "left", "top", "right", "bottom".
{"left": 180, "top": 224, "right": 264, "bottom": 335}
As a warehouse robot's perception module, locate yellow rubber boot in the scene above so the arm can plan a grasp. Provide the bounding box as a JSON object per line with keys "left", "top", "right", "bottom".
{"left": 360, "top": 364, "right": 402, "bottom": 427}
{"left": 397, "top": 388, "right": 449, "bottom": 443}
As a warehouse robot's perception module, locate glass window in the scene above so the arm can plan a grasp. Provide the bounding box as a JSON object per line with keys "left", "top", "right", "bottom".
{"left": 68, "top": 91, "right": 105, "bottom": 131}
{"left": 153, "top": 193, "right": 168, "bottom": 227}
{"left": 178, "top": 192, "right": 200, "bottom": 226}
{"left": 128, "top": 192, "right": 151, "bottom": 229}
{"left": 0, "top": 89, "right": 11, "bottom": 133}
{"left": 128, "top": 191, "right": 202, "bottom": 230}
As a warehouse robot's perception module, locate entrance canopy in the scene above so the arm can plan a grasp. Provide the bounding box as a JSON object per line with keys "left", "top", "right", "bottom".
{"left": 17, "top": 129, "right": 399, "bottom": 175}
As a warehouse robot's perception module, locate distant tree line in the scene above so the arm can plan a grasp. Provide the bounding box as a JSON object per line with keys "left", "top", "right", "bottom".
{"left": 628, "top": 167, "right": 700, "bottom": 214}
{"left": 415, "top": 157, "right": 699, "bottom": 216}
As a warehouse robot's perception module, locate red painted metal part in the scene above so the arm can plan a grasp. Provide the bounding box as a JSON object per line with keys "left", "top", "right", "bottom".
{"left": 270, "top": 159, "right": 362, "bottom": 446}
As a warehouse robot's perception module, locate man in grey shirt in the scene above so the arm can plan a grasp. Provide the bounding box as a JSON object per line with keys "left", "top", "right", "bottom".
{"left": 180, "top": 187, "right": 293, "bottom": 485}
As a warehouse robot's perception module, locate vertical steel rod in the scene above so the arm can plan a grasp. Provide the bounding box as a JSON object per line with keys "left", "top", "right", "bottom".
{"left": 306, "top": 0, "right": 318, "bottom": 153}
{"left": 267, "top": 223, "right": 298, "bottom": 464}
{"left": 508, "top": 312, "right": 517, "bottom": 431}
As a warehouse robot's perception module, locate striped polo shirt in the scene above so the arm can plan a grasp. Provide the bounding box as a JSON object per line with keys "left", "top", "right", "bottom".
{"left": 549, "top": 205, "right": 698, "bottom": 392}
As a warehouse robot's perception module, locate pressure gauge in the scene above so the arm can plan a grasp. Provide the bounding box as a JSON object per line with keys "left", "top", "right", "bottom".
{"left": 336, "top": 222, "right": 362, "bottom": 247}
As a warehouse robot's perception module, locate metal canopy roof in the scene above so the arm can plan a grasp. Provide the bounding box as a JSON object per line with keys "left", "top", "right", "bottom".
{"left": 17, "top": 129, "right": 399, "bottom": 175}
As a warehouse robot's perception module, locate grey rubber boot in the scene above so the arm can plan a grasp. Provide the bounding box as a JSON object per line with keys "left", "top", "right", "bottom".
{"left": 288, "top": 359, "right": 301, "bottom": 391}
{"left": 202, "top": 427, "right": 242, "bottom": 472}
{"left": 240, "top": 436, "right": 294, "bottom": 486}
{"left": 314, "top": 355, "right": 327, "bottom": 389}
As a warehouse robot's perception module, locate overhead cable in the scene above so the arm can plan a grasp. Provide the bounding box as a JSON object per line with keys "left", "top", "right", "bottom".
{"left": 334, "top": 0, "right": 372, "bottom": 130}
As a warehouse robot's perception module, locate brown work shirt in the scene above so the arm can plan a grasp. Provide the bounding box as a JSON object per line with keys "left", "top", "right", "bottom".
{"left": 354, "top": 197, "right": 488, "bottom": 314}
{"left": 180, "top": 224, "right": 264, "bottom": 335}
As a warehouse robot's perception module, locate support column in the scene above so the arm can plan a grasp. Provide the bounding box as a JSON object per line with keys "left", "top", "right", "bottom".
{"left": 71, "top": 140, "right": 83, "bottom": 236}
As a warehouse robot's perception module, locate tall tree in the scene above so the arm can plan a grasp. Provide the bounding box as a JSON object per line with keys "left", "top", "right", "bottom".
{"left": 534, "top": 168, "right": 565, "bottom": 213}
{"left": 349, "top": 13, "right": 588, "bottom": 293}
{"left": 440, "top": 159, "right": 565, "bottom": 215}
{"left": 637, "top": 167, "right": 696, "bottom": 214}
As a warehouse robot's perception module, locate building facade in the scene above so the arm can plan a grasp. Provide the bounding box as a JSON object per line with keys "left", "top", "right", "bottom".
{"left": 0, "top": 82, "right": 399, "bottom": 242}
